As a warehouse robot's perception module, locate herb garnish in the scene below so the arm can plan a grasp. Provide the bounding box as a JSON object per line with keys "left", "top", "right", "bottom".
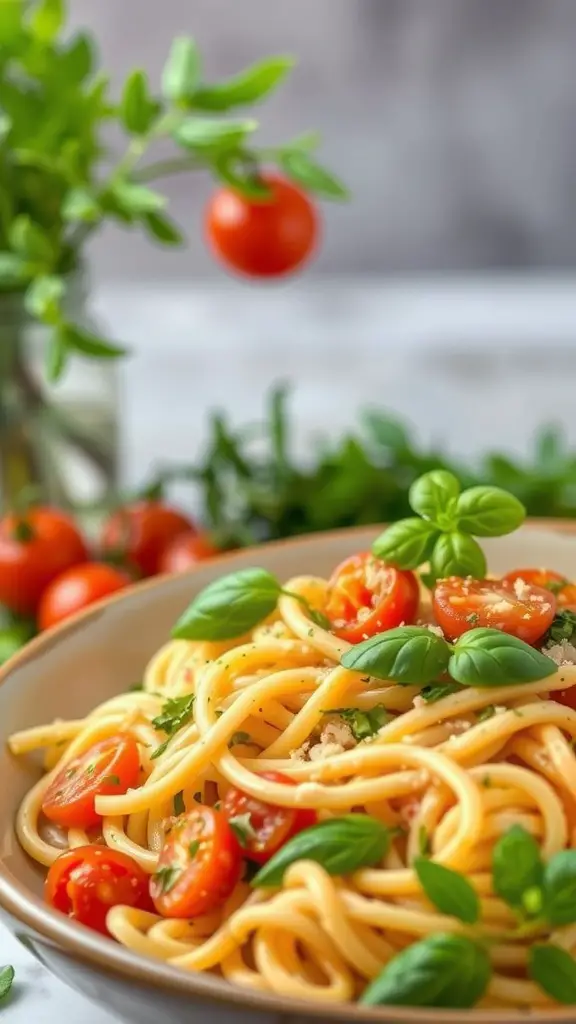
{"left": 228, "top": 813, "right": 257, "bottom": 848}
{"left": 153, "top": 865, "right": 180, "bottom": 894}
{"left": 420, "top": 682, "right": 463, "bottom": 703}
{"left": 173, "top": 790, "right": 185, "bottom": 816}
{"left": 418, "top": 825, "right": 430, "bottom": 856}
{"left": 329, "top": 704, "right": 390, "bottom": 740}
{"left": 544, "top": 609, "right": 576, "bottom": 646}
{"left": 229, "top": 731, "right": 252, "bottom": 748}
{"left": 151, "top": 694, "right": 195, "bottom": 758}
{"left": 103, "top": 774, "right": 120, "bottom": 786}
{"left": 188, "top": 840, "right": 200, "bottom": 859}
{"left": 476, "top": 704, "right": 496, "bottom": 722}
{"left": 0, "top": 966, "right": 14, "bottom": 1001}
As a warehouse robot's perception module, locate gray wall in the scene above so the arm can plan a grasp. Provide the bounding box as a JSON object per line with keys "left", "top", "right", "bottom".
{"left": 71, "top": 0, "right": 576, "bottom": 283}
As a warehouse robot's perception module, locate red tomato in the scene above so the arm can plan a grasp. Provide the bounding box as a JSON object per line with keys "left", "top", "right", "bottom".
{"left": 158, "top": 531, "right": 219, "bottom": 575}
{"left": 433, "top": 577, "right": 556, "bottom": 644}
{"left": 205, "top": 174, "right": 319, "bottom": 278}
{"left": 42, "top": 735, "right": 140, "bottom": 829}
{"left": 0, "top": 508, "right": 87, "bottom": 615}
{"left": 502, "top": 568, "right": 568, "bottom": 591}
{"left": 150, "top": 806, "right": 242, "bottom": 919}
{"left": 553, "top": 687, "right": 576, "bottom": 711}
{"left": 101, "top": 501, "right": 193, "bottom": 577}
{"left": 222, "top": 771, "right": 317, "bottom": 864}
{"left": 38, "top": 562, "right": 130, "bottom": 631}
{"left": 46, "top": 845, "right": 152, "bottom": 935}
{"left": 324, "top": 552, "right": 420, "bottom": 643}
{"left": 558, "top": 584, "right": 576, "bottom": 612}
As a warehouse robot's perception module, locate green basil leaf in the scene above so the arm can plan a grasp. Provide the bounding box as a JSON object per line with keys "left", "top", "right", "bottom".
{"left": 172, "top": 567, "right": 281, "bottom": 641}
{"left": 62, "top": 187, "right": 101, "bottom": 224}
{"left": 162, "top": 37, "right": 201, "bottom": 103}
{"left": 361, "top": 933, "right": 491, "bottom": 1008}
{"left": 414, "top": 857, "right": 479, "bottom": 923}
{"left": 109, "top": 181, "right": 166, "bottom": 215}
{"left": 120, "top": 70, "right": 159, "bottom": 135}
{"left": 341, "top": 626, "right": 451, "bottom": 686}
{"left": 455, "top": 486, "right": 526, "bottom": 537}
{"left": 371, "top": 518, "right": 439, "bottom": 569}
{"left": 420, "top": 682, "right": 463, "bottom": 703}
{"left": 430, "top": 531, "right": 487, "bottom": 581}
{"left": 330, "top": 704, "right": 391, "bottom": 741}
{"left": 61, "top": 325, "right": 128, "bottom": 361}
{"left": 543, "top": 850, "right": 576, "bottom": 927}
{"left": 175, "top": 118, "right": 257, "bottom": 151}
{"left": 280, "top": 150, "right": 349, "bottom": 200}
{"left": 529, "top": 944, "right": 576, "bottom": 1004}
{"left": 0, "top": 252, "right": 29, "bottom": 288}
{"left": 408, "top": 469, "right": 461, "bottom": 527}
{"left": 492, "top": 825, "right": 543, "bottom": 910}
{"left": 142, "top": 212, "right": 184, "bottom": 246}
{"left": 45, "top": 328, "right": 69, "bottom": 382}
{"left": 252, "top": 814, "right": 392, "bottom": 887}
{"left": 9, "top": 215, "right": 53, "bottom": 264}
{"left": 30, "top": 0, "right": 63, "bottom": 43}
{"left": 24, "top": 276, "right": 64, "bottom": 325}
{"left": 449, "top": 628, "right": 557, "bottom": 687}
{"left": 192, "top": 56, "right": 294, "bottom": 111}
{"left": 0, "top": 965, "right": 14, "bottom": 1001}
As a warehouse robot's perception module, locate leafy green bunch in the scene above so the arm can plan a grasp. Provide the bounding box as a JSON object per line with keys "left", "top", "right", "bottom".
{"left": 0, "top": 0, "right": 347, "bottom": 381}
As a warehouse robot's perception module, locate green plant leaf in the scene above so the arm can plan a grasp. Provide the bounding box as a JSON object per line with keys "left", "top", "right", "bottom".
{"left": 544, "top": 609, "right": 576, "bottom": 647}
{"left": 492, "top": 825, "right": 543, "bottom": 911}
{"left": 212, "top": 150, "right": 271, "bottom": 199}
{"left": 29, "top": 0, "right": 63, "bottom": 43}
{"left": 45, "top": 328, "right": 69, "bottom": 382}
{"left": 529, "top": 944, "right": 576, "bottom": 1004}
{"left": 0, "top": 252, "right": 29, "bottom": 288}
{"left": 430, "top": 531, "right": 487, "bottom": 581}
{"left": 0, "top": 623, "right": 34, "bottom": 665}
{"left": 408, "top": 469, "right": 461, "bottom": 527}
{"left": 120, "top": 70, "right": 159, "bottom": 135}
{"left": 193, "top": 56, "right": 294, "bottom": 111}
{"left": 0, "top": 2, "right": 23, "bottom": 48}
{"left": 413, "top": 857, "right": 479, "bottom": 923}
{"left": 59, "top": 32, "right": 94, "bottom": 82}
{"left": 449, "top": 628, "right": 557, "bottom": 687}
{"left": 280, "top": 149, "right": 349, "bottom": 200}
{"left": 175, "top": 118, "right": 257, "bottom": 151}
{"left": 62, "top": 187, "right": 101, "bottom": 224}
{"left": 109, "top": 181, "right": 166, "bottom": 215}
{"left": 0, "top": 965, "right": 14, "bottom": 1001}
{"left": 60, "top": 324, "right": 128, "bottom": 360}
{"left": 9, "top": 215, "right": 53, "bottom": 264}
{"left": 361, "top": 933, "right": 491, "bottom": 1008}
{"left": 161, "top": 37, "right": 201, "bottom": 103}
{"left": 341, "top": 626, "right": 451, "bottom": 686}
{"left": 284, "top": 130, "right": 321, "bottom": 153}
{"left": 252, "top": 815, "right": 392, "bottom": 887}
{"left": 172, "top": 567, "right": 281, "bottom": 641}
{"left": 543, "top": 850, "right": 576, "bottom": 927}
{"left": 455, "top": 486, "right": 526, "bottom": 537}
{"left": 142, "top": 211, "right": 184, "bottom": 246}
{"left": 371, "top": 518, "right": 439, "bottom": 569}
{"left": 24, "top": 275, "right": 64, "bottom": 325}
{"left": 420, "top": 682, "right": 463, "bottom": 703}
{"left": 330, "top": 705, "right": 391, "bottom": 741}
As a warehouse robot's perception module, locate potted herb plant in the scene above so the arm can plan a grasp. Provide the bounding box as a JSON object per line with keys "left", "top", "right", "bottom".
{"left": 0, "top": 0, "right": 347, "bottom": 519}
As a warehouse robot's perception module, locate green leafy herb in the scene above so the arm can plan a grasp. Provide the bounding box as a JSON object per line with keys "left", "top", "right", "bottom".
{"left": 228, "top": 812, "right": 257, "bottom": 849}
{"left": 172, "top": 568, "right": 281, "bottom": 640}
{"left": 229, "top": 731, "right": 252, "bottom": 748}
{"left": 454, "top": 486, "right": 526, "bottom": 537}
{"left": 408, "top": 470, "right": 460, "bottom": 528}
{"left": 413, "top": 857, "right": 480, "bottom": 924}
{"left": 529, "top": 944, "right": 576, "bottom": 1004}
{"left": 371, "top": 518, "right": 438, "bottom": 569}
{"left": 418, "top": 825, "right": 431, "bottom": 857}
{"left": 153, "top": 865, "right": 180, "bottom": 894}
{"left": 429, "top": 531, "right": 487, "bottom": 582}
{"left": 173, "top": 790, "right": 185, "bottom": 816}
{"left": 492, "top": 825, "right": 543, "bottom": 911}
{"left": 544, "top": 609, "right": 576, "bottom": 646}
{"left": 0, "top": 966, "right": 14, "bottom": 1001}
{"left": 193, "top": 56, "right": 294, "bottom": 111}
{"left": 476, "top": 704, "right": 496, "bottom": 722}
{"left": 360, "top": 934, "right": 491, "bottom": 1008}
{"left": 330, "top": 704, "right": 391, "bottom": 740}
{"left": 420, "top": 682, "right": 463, "bottom": 703}
{"left": 161, "top": 37, "right": 201, "bottom": 102}
{"left": 252, "top": 815, "right": 392, "bottom": 888}
{"left": 103, "top": 774, "right": 120, "bottom": 786}
{"left": 151, "top": 693, "right": 195, "bottom": 757}
{"left": 341, "top": 627, "right": 451, "bottom": 686}
{"left": 128, "top": 682, "right": 144, "bottom": 692}
{"left": 188, "top": 839, "right": 200, "bottom": 859}
{"left": 449, "top": 629, "right": 557, "bottom": 687}
{"left": 542, "top": 850, "right": 576, "bottom": 927}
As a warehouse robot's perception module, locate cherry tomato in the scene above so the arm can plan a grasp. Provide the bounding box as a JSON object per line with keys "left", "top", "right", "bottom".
{"left": 433, "top": 577, "right": 556, "bottom": 644}
{"left": 158, "top": 531, "right": 219, "bottom": 575}
{"left": 553, "top": 686, "right": 576, "bottom": 711}
{"left": 150, "top": 806, "right": 242, "bottom": 919}
{"left": 502, "top": 568, "right": 568, "bottom": 592}
{"left": 38, "top": 562, "right": 130, "bottom": 631}
{"left": 42, "top": 735, "right": 140, "bottom": 829}
{"left": 222, "top": 771, "right": 317, "bottom": 864}
{"left": 46, "top": 845, "right": 152, "bottom": 935}
{"left": 101, "top": 501, "right": 194, "bottom": 577}
{"left": 324, "top": 552, "right": 419, "bottom": 644}
{"left": 558, "top": 584, "right": 576, "bottom": 612}
{"left": 0, "top": 508, "right": 87, "bottom": 615}
{"left": 205, "top": 174, "right": 319, "bottom": 278}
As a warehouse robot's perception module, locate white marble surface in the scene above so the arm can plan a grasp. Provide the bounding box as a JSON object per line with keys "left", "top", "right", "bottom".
{"left": 3, "top": 274, "right": 576, "bottom": 1021}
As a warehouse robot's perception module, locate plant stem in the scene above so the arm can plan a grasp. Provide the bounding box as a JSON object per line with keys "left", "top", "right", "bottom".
{"left": 133, "top": 156, "right": 203, "bottom": 182}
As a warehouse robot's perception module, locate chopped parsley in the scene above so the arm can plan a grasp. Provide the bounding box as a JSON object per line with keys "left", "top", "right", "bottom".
{"left": 418, "top": 825, "right": 431, "bottom": 857}
{"left": 476, "top": 705, "right": 496, "bottom": 723}
{"left": 0, "top": 965, "right": 14, "bottom": 1001}
{"left": 544, "top": 609, "right": 576, "bottom": 646}
{"left": 546, "top": 579, "right": 568, "bottom": 596}
{"left": 85, "top": 762, "right": 96, "bottom": 776}
{"left": 420, "top": 682, "right": 463, "bottom": 704}
{"left": 65, "top": 767, "right": 77, "bottom": 779}
{"left": 229, "top": 731, "right": 252, "bottom": 747}
{"left": 228, "top": 812, "right": 257, "bottom": 848}
{"left": 151, "top": 693, "right": 195, "bottom": 758}
{"left": 173, "top": 790, "right": 185, "bottom": 816}
{"left": 188, "top": 840, "right": 200, "bottom": 859}
{"left": 103, "top": 774, "right": 121, "bottom": 786}
{"left": 153, "top": 865, "right": 180, "bottom": 893}
{"left": 466, "top": 612, "right": 480, "bottom": 624}
{"left": 330, "top": 704, "right": 391, "bottom": 740}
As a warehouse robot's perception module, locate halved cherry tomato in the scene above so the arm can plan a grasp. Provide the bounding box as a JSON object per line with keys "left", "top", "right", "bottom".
{"left": 502, "top": 568, "right": 568, "bottom": 592}
{"left": 101, "top": 501, "right": 194, "bottom": 577}
{"left": 46, "top": 845, "right": 153, "bottom": 935}
{"left": 324, "top": 552, "right": 419, "bottom": 643}
{"left": 553, "top": 686, "right": 576, "bottom": 711}
{"left": 38, "top": 562, "right": 130, "bottom": 631}
{"left": 42, "top": 735, "right": 140, "bottom": 829}
{"left": 222, "top": 771, "right": 317, "bottom": 864}
{"left": 150, "top": 806, "right": 242, "bottom": 919}
{"left": 433, "top": 576, "right": 556, "bottom": 644}
{"left": 158, "top": 531, "right": 219, "bottom": 575}
{"left": 0, "top": 507, "right": 87, "bottom": 615}
{"left": 558, "top": 585, "right": 576, "bottom": 612}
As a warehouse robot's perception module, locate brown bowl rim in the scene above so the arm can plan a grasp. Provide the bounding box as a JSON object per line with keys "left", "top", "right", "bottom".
{"left": 1, "top": 518, "right": 576, "bottom": 1023}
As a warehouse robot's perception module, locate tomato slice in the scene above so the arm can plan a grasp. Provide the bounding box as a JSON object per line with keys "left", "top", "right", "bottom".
{"left": 325, "top": 552, "right": 419, "bottom": 643}
{"left": 46, "top": 845, "right": 153, "bottom": 935}
{"left": 433, "top": 576, "right": 556, "bottom": 644}
{"left": 558, "top": 584, "right": 576, "bottom": 612}
{"left": 150, "top": 806, "right": 243, "bottom": 919}
{"left": 222, "top": 771, "right": 317, "bottom": 864}
{"left": 502, "top": 568, "right": 567, "bottom": 592}
{"left": 42, "top": 735, "right": 140, "bottom": 829}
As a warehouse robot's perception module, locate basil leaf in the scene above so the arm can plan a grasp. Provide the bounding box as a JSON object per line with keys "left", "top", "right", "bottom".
{"left": 0, "top": 965, "right": 14, "bottom": 1001}
{"left": 371, "top": 518, "right": 439, "bottom": 570}
{"left": 143, "top": 212, "right": 184, "bottom": 247}
{"left": 162, "top": 37, "right": 201, "bottom": 102}
{"left": 449, "top": 628, "right": 557, "bottom": 687}
{"left": 529, "top": 944, "right": 576, "bottom": 1004}
{"left": 175, "top": 118, "right": 257, "bottom": 151}
{"left": 280, "top": 150, "right": 349, "bottom": 200}
{"left": 361, "top": 933, "right": 490, "bottom": 1008}
{"left": 408, "top": 470, "right": 461, "bottom": 527}
{"left": 120, "top": 70, "right": 159, "bottom": 135}
{"left": 430, "top": 531, "right": 487, "bottom": 581}
{"left": 252, "top": 815, "right": 392, "bottom": 887}
{"left": 330, "top": 704, "right": 391, "bottom": 740}
{"left": 341, "top": 626, "right": 451, "bottom": 686}
{"left": 414, "top": 857, "right": 479, "bottom": 924}
{"left": 543, "top": 850, "right": 576, "bottom": 927}
{"left": 172, "top": 567, "right": 281, "bottom": 640}
{"left": 192, "top": 56, "right": 294, "bottom": 111}
{"left": 492, "top": 825, "right": 543, "bottom": 910}
{"left": 455, "top": 486, "right": 526, "bottom": 537}
{"left": 109, "top": 181, "right": 166, "bottom": 215}
{"left": 420, "top": 682, "right": 463, "bottom": 703}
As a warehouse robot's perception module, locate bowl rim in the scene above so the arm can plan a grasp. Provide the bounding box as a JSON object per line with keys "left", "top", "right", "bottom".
{"left": 2, "top": 517, "right": 576, "bottom": 1023}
